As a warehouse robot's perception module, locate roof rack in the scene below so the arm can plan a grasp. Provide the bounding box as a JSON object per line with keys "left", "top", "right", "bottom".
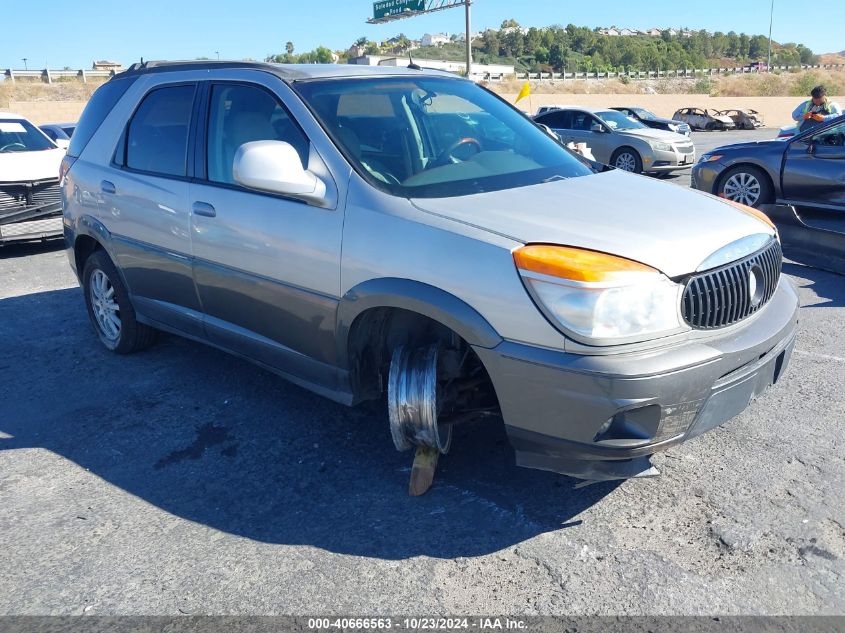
{"left": 117, "top": 60, "right": 309, "bottom": 80}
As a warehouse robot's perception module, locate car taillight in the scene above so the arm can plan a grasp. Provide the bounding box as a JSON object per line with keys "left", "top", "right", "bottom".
{"left": 59, "top": 155, "right": 77, "bottom": 183}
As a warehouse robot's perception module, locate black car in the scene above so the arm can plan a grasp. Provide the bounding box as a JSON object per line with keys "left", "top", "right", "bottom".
{"left": 611, "top": 106, "right": 691, "bottom": 136}
{"left": 692, "top": 114, "right": 845, "bottom": 211}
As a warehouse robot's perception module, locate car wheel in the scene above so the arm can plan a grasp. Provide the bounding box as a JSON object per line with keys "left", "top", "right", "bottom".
{"left": 611, "top": 148, "right": 643, "bottom": 174}
{"left": 718, "top": 165, "right": 774, "bottom": 208}
{"left": 705, "top": 122, "right": 716, "bottom": 131}
{"left": 82, "top": 250, "right": 157, "bottom": 354}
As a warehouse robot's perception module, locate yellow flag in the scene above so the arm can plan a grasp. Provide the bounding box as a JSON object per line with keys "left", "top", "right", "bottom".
{"left": 515, "top": 81, "right": 530, "bottom": 103}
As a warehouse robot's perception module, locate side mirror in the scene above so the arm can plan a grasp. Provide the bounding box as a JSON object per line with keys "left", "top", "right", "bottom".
{"left": 590, "top": 122, "right": 605, "bottom": 133}
{"left": 54, "top": 138, "right": 70, "bottom": 150}
{"left": 233, "top": 140, "right": 326, "bottom": 204}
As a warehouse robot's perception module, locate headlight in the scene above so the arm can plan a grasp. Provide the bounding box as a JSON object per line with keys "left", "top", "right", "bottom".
{"left": 652, "top": 141, "right": 673, "bottom": 151}
{"left": 698, "top": 153, "right": 723, "bottom": 164}
{"left": 513, "top": 245, "right": 687, "bottom": 344}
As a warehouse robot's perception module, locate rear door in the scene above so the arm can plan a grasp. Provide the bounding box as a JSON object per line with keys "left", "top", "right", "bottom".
{"left": 781, "top": 120, "right": 845, "bottom": 211}
{"left": 102, "top": 82, "right": 203, "bottom": 336}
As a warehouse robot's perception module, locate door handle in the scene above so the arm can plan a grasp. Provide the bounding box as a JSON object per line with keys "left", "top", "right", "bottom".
{"left": 192, "top": 201, "right": 216, "bottom": 218}
{"left": 100, "top": 180, "right": 116, "bottom": 194}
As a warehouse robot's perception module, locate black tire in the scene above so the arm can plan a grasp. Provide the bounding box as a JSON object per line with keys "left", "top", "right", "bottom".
{"left": 82, "top": 250, "right": 156, "bottom": 354}
{"left": 610, "top": 147, "right": 643, "bottom": 174}
{"left": 717, "top": 165, "right": 774, "bottom": 209}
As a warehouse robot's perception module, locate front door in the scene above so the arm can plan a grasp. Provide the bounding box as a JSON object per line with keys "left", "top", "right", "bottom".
{"left": 782, "top": 120, "right": 845, "bottom": 211}
{"left": 188, "top": 81, "right": 344, "bottom": 377}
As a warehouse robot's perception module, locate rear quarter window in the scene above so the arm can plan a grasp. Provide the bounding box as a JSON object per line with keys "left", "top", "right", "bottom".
{"left": 67, "top": 76, "right": 137, "bottom": 158}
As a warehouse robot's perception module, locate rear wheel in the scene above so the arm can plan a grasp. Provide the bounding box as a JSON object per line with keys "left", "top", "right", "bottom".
{"left": 718, "top": 165, "right": 773, "bottom": 208}
{"left": 611, "top": 148, "right": 643, "bottom": 174}
{"left": 82, "top": 250, "right": 156, "bottom": 353}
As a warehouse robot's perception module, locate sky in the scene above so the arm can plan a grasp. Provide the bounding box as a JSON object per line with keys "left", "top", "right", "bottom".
{"left": 1, "top": 0, "right": 842, "bottom": 70}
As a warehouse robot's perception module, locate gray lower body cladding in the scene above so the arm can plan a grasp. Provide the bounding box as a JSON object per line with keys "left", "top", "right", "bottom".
{"left": 473, "top": 277, "right": 800, "bottom": 480}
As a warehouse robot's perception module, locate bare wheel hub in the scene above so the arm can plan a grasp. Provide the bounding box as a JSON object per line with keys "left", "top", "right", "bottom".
{"left": 388, "top": 344, "right": 452, "bottom": 454}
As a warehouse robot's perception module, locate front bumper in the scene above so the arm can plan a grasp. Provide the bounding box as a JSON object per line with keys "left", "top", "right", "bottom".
{"left": 644, "top": 146, "right": 696, "bottom": 172}
{"left": 691, "top": 161, "right": 726, "bottom": 194}
{"left": 0, "top": 207, "right": 63, "bottom": 244}
{"left": 473, "top": 276, "right": 799, "bottom": 480}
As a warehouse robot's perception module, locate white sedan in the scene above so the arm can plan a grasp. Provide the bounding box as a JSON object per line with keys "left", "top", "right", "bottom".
{"left": 0, "top": 113, "right": 66, "bottom": 244}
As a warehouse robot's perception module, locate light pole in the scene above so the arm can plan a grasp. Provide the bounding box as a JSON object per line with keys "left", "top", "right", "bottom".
{"left": 215, "top": 51, "right": 220, "bottom": 60}
{"left": 767, "top": 0, "right": 774, "bottom": 70}
{"left": 464, "top": 0, "right": 472, "bottom": 78}
{"left": 22, "top": 58, "right": 28, "bottom": 70}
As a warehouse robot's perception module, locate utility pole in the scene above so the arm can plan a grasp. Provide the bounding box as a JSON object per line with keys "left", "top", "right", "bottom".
{"left": 464, "top": 0, "right": 472, "bottom": 78}
{"left": 22, "top": 58, "right": 28, "bottom": 70}
{"left": 767, "top": 0, "right": 774, "bottom": 70}
{"left": 215, "top": 50, "right": 220, "bottom": 60}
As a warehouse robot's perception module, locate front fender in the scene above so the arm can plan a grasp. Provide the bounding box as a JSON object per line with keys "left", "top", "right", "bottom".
{"left": 336, "top": 278, "right": 502, "bottom": 367}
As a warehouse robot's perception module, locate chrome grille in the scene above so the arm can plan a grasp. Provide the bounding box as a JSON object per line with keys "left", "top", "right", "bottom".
{"left": 682, "top": 240, "right": 782, "bottom": 329}
{"left": 0, "top": 180, "right": 61, "bottom": 216}
{"left": 677, "top": 144, "right": 695, "bottom": 154}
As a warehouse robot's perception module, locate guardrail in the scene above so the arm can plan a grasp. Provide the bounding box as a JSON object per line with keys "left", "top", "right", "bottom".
{"left": 480, "top": 63, "right": 845, "bottom": 82}
{"left": 2, "top": 69, "right": 118, "bottom": 83}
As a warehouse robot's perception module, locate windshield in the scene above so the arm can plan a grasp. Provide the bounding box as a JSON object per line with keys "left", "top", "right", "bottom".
{"left": 294, "top": 76, "right": 593, "bottom": 198}
{"left": 596, "top": 110, "right": 646, "bottom": 131}
{"left": 632, "top": 108, "right": 657, "bottom": 120}
{"left": 0, "top": 119, "right": 55, "bottom": 153}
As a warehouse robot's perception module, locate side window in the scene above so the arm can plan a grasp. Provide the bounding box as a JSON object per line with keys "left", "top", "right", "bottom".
{"left": 811, "top": 122, "right": 845, "bottom": 148}
{"left": 68, "top": 76, "right": 137, "bottom": 159}
{"left": 572, "top": 112, "right": 592, "bottom": 130}
{"left": 207, "top": 83, "right": 309, "bottom": 185}
{"left": 126, "top": 84, "right": 195, "bottom": 177}
{"left": 537, "top": 111, "right": 570, "bottom": 129}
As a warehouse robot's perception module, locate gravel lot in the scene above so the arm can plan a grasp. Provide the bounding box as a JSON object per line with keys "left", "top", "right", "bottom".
{"left": 1, "top": 129, "right": 843, "bottom": 616}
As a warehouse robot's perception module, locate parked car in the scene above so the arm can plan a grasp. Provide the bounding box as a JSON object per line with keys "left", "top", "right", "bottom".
{"left": 534, "top": 104, "right": 572, "bottom": 116}
{"left": 673, "top": 107, "right": 736, "bottom": 131}
{"left": 610, "top": 106, "right": 691, "bottom": 136}
{"left": 533, "top": 106, "right": 695, "bottom": 174}
{"left": 715, "top": 109, "right": 764, "bottom": 130}
{"left": 693, "top": 114, "right": 845, "bottom": 209}
{"left": 39, "top": 124, "right": 71, "bottom": 149}
{"left": 63, "top": 61, "right": 798, "bottom": 483}
{"left": 777, "top": 124, "right": 798, "bottom": 139}
{"left": 0, "top": 113, "right": 66, "bottom": 245}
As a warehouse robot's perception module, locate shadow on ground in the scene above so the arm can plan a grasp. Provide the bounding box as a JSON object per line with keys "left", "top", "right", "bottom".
{"left": 0, "top": 238, "right": 65, "bottom": 259}
{"left": 784, "top": 262, "right": 845, "bottom": 308}
{"left": 0, "top": 286, "right": 617, "bottom": 561}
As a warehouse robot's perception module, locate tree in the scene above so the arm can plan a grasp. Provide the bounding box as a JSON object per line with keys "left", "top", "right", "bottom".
{"left": 355, "top": 36, "right": 368, "bottom": 47}
{"left": 501, "top": 18, "right": 520, "bottom": 29}
{"left": 286, "top": 41, "right": 294, "bottom": 56}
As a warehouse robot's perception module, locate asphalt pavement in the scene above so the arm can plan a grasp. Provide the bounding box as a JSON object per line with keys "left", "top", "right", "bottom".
{"left": 1, "top": 129, "right": 843, "bottom": 616}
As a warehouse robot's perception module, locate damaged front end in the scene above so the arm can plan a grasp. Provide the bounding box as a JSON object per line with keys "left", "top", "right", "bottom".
{"left": 0, "top": 178, "right": 63, "bottom": 244}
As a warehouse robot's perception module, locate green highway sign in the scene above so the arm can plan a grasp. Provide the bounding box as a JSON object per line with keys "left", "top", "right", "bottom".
{"left": 373, "top": 0, "right": 424, "bottom": 20}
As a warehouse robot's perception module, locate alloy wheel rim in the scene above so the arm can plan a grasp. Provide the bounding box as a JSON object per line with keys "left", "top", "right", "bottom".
{"left": 723, "top": 172, "right": 761, "bottom": 206}
{"left": 616, "top": 152, "right": 637, "bottom": 172}
{"left": 90, "top": 269, "right": 121, "bottom": 341}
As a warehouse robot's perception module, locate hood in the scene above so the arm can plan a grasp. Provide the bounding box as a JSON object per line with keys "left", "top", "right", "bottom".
{"left": 616, "top": 127, "right": 690, "bottom": 143}
{"left": 0, "top": 148, "right": 64, "bottom": 183}
{"left": 649, "top": 116, "right": 687, "bottom": 127}
{"left": 410, "top": 170, "right": 774, "bottom": 278}
{"left": 712, "top": 139, "right": 783, "bottom": 153}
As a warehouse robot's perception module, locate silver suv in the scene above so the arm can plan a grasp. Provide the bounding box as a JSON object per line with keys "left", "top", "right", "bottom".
{"left": 62, "top": 61, "right": 799, "bottom": 482}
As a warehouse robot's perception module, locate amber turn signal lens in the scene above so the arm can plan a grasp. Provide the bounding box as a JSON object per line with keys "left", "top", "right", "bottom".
{"left": 513, "top": 245, "right": 657, "bottom": 283}
{"left": 721, "top": 198, "right": 777, "bottom": 231}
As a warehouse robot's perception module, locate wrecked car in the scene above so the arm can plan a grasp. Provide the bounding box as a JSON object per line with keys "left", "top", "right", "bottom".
{"left": 716, "top": 109, "right": 765, "bottom": 130}
{"left": 0, "top": 113, "right": 65, "bottom": 245}
{"left": 673, "top": 107, "right": 736, "bottom": 131}
{"left": 63, "top": 62, "right": 799, "bottom": 487}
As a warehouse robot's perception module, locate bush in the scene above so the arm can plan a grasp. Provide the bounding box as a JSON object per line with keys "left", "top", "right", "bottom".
{"left": 693, "top": 78, "right": 713, "bottom": 94}
{"left": 791, "top": 72, "right": 819, "bottom": 97}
